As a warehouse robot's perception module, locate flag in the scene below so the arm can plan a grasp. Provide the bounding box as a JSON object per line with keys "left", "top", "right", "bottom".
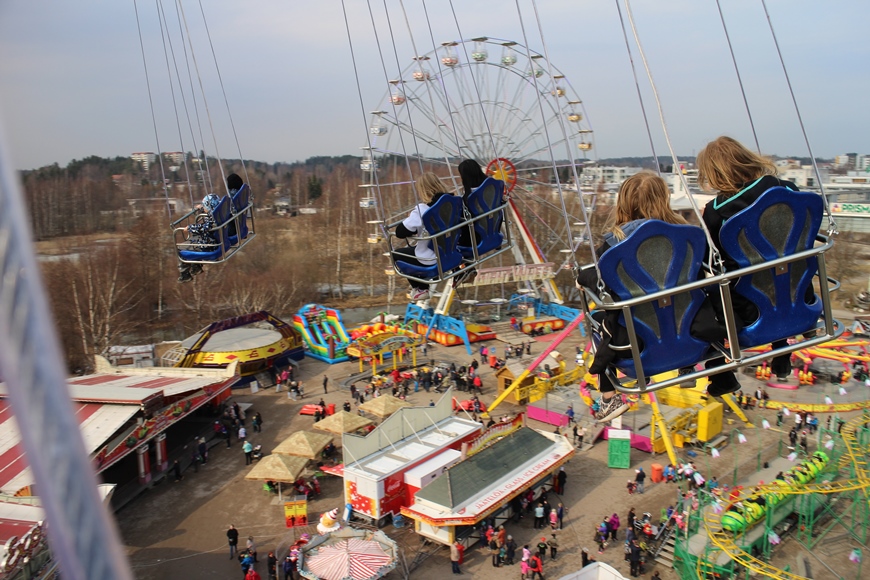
{"left": 825, "top": 396, "right": 833, "bottom": 405}
{"left": 737, "top": 433, "right": 747, "bottom": 444}
{"left": 768, "top": 531, "right": 781, "bottom": 545}
{"left": 762, "top": 419, "right": 771, "bottom": 429}
{"left": 825, "top": 439, "right": 835, "bottom": 450}
{"left": 711, "top": 448, "right": 720, "bottom": 458}
{"left": 788, "top": 452, "right": 798, "bottom": 461}
{"left": 849, "top": 549, "right": 862, "bottom": 563}
{"left": 839, "top": 387, "right": 847, "bottom": 396}
{"left": 783, "top": 408, "right": 790, "bottom": 416}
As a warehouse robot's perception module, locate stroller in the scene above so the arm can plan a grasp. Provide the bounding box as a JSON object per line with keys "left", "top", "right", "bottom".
{"left": 251, "top": 444, "right": 264, "bottom": 461}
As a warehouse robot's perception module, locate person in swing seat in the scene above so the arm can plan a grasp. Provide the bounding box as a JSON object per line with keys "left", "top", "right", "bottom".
{"left": 576, "top": 172, "right": 738, "bottom": 421}
{"left": 393, "top": 172, "right": 454, "bottom": 301}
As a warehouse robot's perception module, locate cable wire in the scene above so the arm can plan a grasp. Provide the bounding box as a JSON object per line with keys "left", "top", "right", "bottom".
{"left": 760, "top": 0, "right": 835, "bottom": 235}
{"left": 715, "top": 0, "right": 760, "bottom": 153}
{"left": 135, "top": 0, "right": 172, "bottom": 219}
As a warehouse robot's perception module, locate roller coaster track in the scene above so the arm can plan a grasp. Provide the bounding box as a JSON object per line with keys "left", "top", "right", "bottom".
{"left": 701, "top": 414, "right": 869, "bottom": 580}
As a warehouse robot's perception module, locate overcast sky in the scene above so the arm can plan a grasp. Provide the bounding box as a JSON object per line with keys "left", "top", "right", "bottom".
{"left": 0, "top": 0, "right": 866, "bottom": 170}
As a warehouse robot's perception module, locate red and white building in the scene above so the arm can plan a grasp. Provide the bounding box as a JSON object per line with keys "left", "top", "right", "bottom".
{"left": 0, "top": 357, "right": 238, "bottom": 576}
{"left": 342, "top": 394, "right": 481, "bottom": 526}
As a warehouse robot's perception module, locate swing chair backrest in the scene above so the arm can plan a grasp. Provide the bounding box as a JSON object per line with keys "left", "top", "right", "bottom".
{"left": 229, "top": 184, "right": 251, "bottom": 241}
{"left": 394, "top": 194, "right": 464, "bottom": 280}
{"left": 718, "top": 186, "right": 823, "bottom": 347}
{"left": 598, "top": 220, "right": 711, "bottom": 378}
{"left": 459, "top": 177, "right": 506, "bottom": 259}
{"left": 178, "top": 195, "right": 234, "bottom": 262}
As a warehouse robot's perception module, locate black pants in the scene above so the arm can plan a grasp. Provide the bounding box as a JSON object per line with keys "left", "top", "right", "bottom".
{"left": 630, "top": 559, "right": 640, "bottom": 576}
{"left": 392, "top": 247, "right": 430, "bottom": 289}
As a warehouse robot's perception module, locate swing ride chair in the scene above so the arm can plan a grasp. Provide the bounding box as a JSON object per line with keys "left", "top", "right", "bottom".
{"left": 385, "top": 177, "right": 512, "bottom": 285}
{"left": 581, "top": 187, "right": 842, "bottom": 395}
{"left": 172, "top": 183, "right": 256, "bottom": 265}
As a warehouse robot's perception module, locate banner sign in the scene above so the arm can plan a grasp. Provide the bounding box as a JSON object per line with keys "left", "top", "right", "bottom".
{"left": 831, "top": 203, "right": 870, "bottom": 215}
{"left": 284, "top": 497, "right": 309, "bottom": 528}
{"left": 472, "top": 263, "right": 556, "bottom": 286}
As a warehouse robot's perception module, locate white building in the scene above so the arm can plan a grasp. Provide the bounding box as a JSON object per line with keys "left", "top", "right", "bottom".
{"left": 164, "top": 151, "right": 186, "bottom": 165}
{"left": 582, "top": 166, "right": 642, "bottom": 186}
{"left": 131, "top": 152, "right": 156, "bottom": 171}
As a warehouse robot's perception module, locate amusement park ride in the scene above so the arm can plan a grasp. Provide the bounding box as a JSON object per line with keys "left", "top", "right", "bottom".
{"left": 339, "top": 2, "right": 855, "bottom": 579}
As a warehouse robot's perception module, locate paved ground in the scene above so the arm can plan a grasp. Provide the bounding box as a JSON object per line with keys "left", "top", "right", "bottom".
{"left": 117, "top": 320, "right": 866, "bottom": 580}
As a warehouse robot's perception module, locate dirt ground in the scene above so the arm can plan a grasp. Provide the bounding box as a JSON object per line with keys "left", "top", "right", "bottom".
{"left": 117, "top": 329, "right": 864, "bottom": 580}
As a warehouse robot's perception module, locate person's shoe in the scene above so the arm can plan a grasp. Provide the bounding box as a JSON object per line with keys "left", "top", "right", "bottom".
{"left": 178, "top": 269, "right": 193, "bottom": 283}
{"left": 707, "top": 372, "right": 741, "bottom": 398}
{"left": 408, "top": 288, "right": 430, "bottom": 301}
{"left": 190, "top": 263, "right": 203, "bottom": 276}
{"left": 776, "top": 374, "right": 789, "bottom": 382}
{"left": 678, "top": 367, "right": 695, "bottom": 388}
{"left": 595, "top": 395, "right": 629, "bottom": 423}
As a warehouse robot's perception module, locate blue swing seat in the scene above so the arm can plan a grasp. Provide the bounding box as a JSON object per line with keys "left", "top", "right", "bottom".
{"left": 458, "top": 177, "right": 506, "bottom": 259}
{"left": 228, "top": 184, "right": 251, "bottom": 244}
{"left": 718, "top": 186, "right": 824, "bottom": 348}
{"left": 394, "top": 194, "right": 464, "bottom": 281}
{"left": 178, "top": 195, "right": 233, "bottom": 262}
{"left": 597, "top": 220, "right": 712, "bottom": 379}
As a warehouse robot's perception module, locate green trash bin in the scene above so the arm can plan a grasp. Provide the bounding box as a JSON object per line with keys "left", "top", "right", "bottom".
{"left": 607, "top": 429, "right": 632, "bottom": 469}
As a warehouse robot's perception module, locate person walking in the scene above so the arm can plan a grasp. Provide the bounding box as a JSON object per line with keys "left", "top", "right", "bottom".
{"left": 172, "top": 459, "right": 183, "bottom": 482}
{"left": 557, "top": 503, "right": 565, "bottom": 529}
{"left": 572, "top": 424, "right": 579, "bottom": 445}
{"left": 776, "top": 407, "right": 784, "bottom": 427}
{"left": 247, "top": 536, "right": 258, "bottom": 562}
{"left": 505, "top": 535, "right": 517, "bottom": 565}
{"left": 252, "top": 412, "right": 263, "bottom": 433}
{"left": 536, "top": 536, "right": 548, "bottom": 560}
{"left": 227, "top": 525, "right": 239, "bottom": 559}
{"left": 557, "top": 467, "right": 567, "bottom": 496}
{"left": 635, "top": 467, "right": 646, "bottom": 494}
{"left": 578, "top": 425, "right": 586, "bottom": 447}
{"left": 534, "top": 502, "right": 545, "bottom": 529}
{"left": 450, "top": 541, "right": 462, "bottom": 574}
{"left": 246, "top": 568, "right": 262, "bottom": 580}
{"left": 267, "top": 551, "right": 277, "bottom": 580}
{"left": 547, "top": 533, "right": 559, "bottom": 560}
{"left": 243, "top": 440, "right": 254, "bottom": 465}
{"left": 198, "top": 437, "right": 208, "bottom": 465}
{"left": 323, "top": 375, "right": 329, "bottom": 394}
{"left": 549, "top": 508, "right": 558, "bottom": 530}
{"left": 609, "top": 512, "right": 620, "bottom": 541}
{"left": 528, "top": 553, "right": 544, "bottom": 580}
{"left": 629, "top": 539, "right": 642, "bottom": 577}
{"left": 282, "top": 553, "right": 297, "bottom": 580}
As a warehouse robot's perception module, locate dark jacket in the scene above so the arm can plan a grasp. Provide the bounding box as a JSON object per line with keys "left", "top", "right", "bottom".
{"left": 702, "top": 176, "right": 805, "bottom": 329}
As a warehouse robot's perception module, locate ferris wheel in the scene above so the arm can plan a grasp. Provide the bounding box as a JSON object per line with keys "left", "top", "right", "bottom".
{"left": 360, "top": 36, "right": 597, "bottom": 290}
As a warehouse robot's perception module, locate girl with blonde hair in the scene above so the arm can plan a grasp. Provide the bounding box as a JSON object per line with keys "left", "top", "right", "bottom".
{"left": 394, "top": 172, "right": 452, "bottom": 301}
{"left": 577, "top": 172, "right": 736, "bottom": 420}
{"left": 698, "top": 136, "right": 801, "bottom": 383}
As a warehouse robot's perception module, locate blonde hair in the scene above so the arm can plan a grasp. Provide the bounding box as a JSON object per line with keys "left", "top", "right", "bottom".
{"left": 416, "top": 173, "right": 445, "bottom": 203}
{"left": 696, "top": 136, "right": 777, "bottom": 193}
{"left": 608, "top": 171, "right": 687, "bottom": 240}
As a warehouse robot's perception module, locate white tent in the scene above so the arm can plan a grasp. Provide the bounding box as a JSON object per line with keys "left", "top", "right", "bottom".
{"left": 558, "top": 562, "right": 631, "bottom": 580}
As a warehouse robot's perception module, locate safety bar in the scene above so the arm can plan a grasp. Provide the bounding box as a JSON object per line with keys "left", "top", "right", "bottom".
{"left": 581, "top": 234, "right": 842, "bottom": 394}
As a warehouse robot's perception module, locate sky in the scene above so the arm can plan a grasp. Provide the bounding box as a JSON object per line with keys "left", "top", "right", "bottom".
{"left": 0, "top": 0, "right": 866, "bottom": 170}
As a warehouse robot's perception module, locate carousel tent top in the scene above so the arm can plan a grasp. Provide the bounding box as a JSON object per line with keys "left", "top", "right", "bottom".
{"left": 314, "top": 411, "right": 374, "bottom": 435}
{"left": 245, "top": 454, "right": 308, "bottom": 483}
{"left": 358, "top": 395, "right": 410, "bottom": 418}
{"left": 273, "top": 431, "right": 334, "bottom": 460}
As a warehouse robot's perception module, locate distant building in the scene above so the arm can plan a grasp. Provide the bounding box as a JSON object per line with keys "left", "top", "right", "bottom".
{"left": 131, "top": 152, "right": 156, "bottom": 171}
{"left": 164, "top": 151, "right": 186, "bottom": 165}
{"left": 583, "top": 165, "right": 642, "bottom": 186}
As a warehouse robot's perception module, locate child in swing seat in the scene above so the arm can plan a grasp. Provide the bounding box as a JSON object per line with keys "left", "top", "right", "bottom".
{"left": 575, "top": 172, "right": 738, "bottom": 422}
{"left": 178, "top": 192, "right": 222, "bottom": 283}
{"left": 393, "top": 173, "right": 453, "bottom": 301}
{"left": 697, "top": 136, "right": 812, "bottom": 386}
